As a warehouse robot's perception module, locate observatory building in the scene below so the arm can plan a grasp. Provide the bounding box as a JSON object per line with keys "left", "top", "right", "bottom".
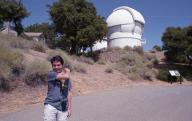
{"left": 92, "top": 6, "right": 146, "bottom": 51}
{"left": 106, "top": 6, "right": 146, "bottom": 48}
{"left": 92, "top": 39, "right": 107, "bottom": 51}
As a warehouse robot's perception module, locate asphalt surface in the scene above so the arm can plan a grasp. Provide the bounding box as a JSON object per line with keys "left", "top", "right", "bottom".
{"left": 0, "top": 85, "right": 192, "bottom": 121}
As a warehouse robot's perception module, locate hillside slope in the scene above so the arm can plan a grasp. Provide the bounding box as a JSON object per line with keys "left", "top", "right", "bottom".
{"left": 0, "top": 34, "right": 191, "bottom": 117}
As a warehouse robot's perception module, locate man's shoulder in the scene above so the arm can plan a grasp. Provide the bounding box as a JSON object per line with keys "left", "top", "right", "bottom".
{"left": 48, "top": 71, "right": 57, "bottom": 81}
{"left": 48, "top": 71, "right": 56, "bottom": 74}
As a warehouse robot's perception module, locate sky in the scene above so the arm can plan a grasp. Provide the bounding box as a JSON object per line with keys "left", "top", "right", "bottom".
{"left": 22, "top": 0, "right": 192, "bottom": 51}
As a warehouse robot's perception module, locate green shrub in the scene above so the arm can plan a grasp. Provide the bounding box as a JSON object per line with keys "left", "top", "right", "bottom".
{"left": 124, "top": 46, "right": 133, "bottom": 51}
{"left": 0, "top": 64, "right": 11, "bottom": 91}
{"left": 0, "top": 78, "right": 11, "bottom": 92}
{"left": 115, "top": 51, "right": 157, "bottom": 81}
{"left": 127, "top": 67, "right": 148, "bottom": 80}
{"left": 120, "top": 52, "right": 143, "bottom": 66}
{"left": 133, "top": 46, "right": 144, "bottom": 55}
{"left": 0, "top": 46, "right": 24, "bottom": 79}
{"left": 153, "top": 45, "right": 161, "bottom": 51}
{"left": 105, "top": 67, "right": 113, "bottom": 73}
{"left": 156, "top": 69, "right": 170, "bottom": 82}
{"left": 143, "top": 70, "right": 155, "bottom": 81}
{"left": 152, "top": 58, "right": 159, "bottom": 65}
{"left": 0, "top": 47, "right": 13, "bottom": 65}
{"left": 0, "top": 63, "right": 11, "bottom": 79}
{"left": 144, "top": 53, "right": 159, "bottom": 67}
{"left": 127, "top": 68, "right": 154, "bottom": 81}
{"left": 0, "top": 48, "right": 23, "bottom": 68}
{"left": 32, "top": 42, "right": 46, "bottom": 53}
{"left": 0, "top": 38, "right": 24, "bottom": 91}
{"left": 24, "top": 60, "right": 51, "bottom": 87}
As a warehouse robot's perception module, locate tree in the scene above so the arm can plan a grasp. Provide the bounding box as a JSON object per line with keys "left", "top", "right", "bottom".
{"left": 0, "top": 20, "right": 3, "bottom": 29}
{"left": 0, "top": 0, "right": 29, "bottom": 35}
{"left": 25, "top": 23, "right": 52, "bottom": 32}
{"left": 48, "top": 0, "right": 107, "bottom": 54}
{"left": 162, "top": 25, "right": 192, "bottom": 63}
{"left": 152, "top": 45, "right": 161, "bottom": 51}
{"left": 25, "top": 23, "right": 56, "bottom": 49}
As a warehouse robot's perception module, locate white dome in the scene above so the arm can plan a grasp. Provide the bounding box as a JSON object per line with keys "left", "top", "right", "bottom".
{"left": 106, "top": 6, "right": 145, "bottom": 27}
{"left": 106, "top": 6, "right": 146, "bottom": 48}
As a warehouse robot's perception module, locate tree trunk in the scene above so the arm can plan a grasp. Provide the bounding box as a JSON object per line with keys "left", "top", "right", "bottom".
{"left": 6, "top": 21, "right": 10, "bottom": 35}
{"left": 90, "top": 46, "right": 93, "bottom": 54}
{"left": 70, "top": 43, "right": 77, "bottom": 54}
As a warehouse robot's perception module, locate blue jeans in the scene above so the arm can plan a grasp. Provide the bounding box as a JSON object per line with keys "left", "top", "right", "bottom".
{"left": 44, "top": 104, "right": 68, "bottom": 121}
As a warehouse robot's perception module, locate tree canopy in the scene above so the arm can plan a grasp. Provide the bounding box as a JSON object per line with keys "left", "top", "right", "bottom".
{"left": 152, "top": 45, "right": 162, "bottom": 51}
{"left": 0, "top": 0, "right": 29, "bottom": 35}
{"left": 162, "top": 25, "right": 192, "bottom": 63}
{"left": 48, "top": 0, "right": 107, "bottom": 54}
{"left": 0, "top": 20, "right": 3, "bottom": 29}
{"left": 25, "top": 23, "right": 53, "bottom": 33}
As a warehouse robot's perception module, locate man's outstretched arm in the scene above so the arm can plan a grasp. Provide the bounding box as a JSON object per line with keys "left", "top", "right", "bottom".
{"left": 56, "top": 68, "right": 71, "bottom": 81}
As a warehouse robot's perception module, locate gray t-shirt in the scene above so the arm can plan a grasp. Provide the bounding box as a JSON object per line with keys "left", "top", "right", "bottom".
{"left": 44, "top": 71, "right": 72, "bottom": 111}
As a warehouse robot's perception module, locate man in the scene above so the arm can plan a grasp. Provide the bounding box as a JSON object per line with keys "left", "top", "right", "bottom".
{"left": 44, "top": 55, "right": 72, "bottom": 121}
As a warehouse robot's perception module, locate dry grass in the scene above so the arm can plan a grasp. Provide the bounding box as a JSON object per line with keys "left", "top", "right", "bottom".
{"left": 31, "top": 42, "right": 47, "bottom": 53}
{"left": 97, "top": 58, "right": 106, "bottom": 65}
{"left": 1, "top": 34, "right": 191, "bottom": 117}
{"left": 73, "top": 64, "right": 87, "bottom": 73}
{"left": 1, "top": 46, "right": 192, "bottom": 117}
{"left": 0, "top": 34, "right": 47, "bottom": 52}
{"left": 0, "top": 37, "right": 24, "bottom": 91}
{"left": 95, "top": 47, "right": 127, "bottom": 63}
{"left": 105, "top": 67, "right": 113, "bottom": 73}
{"left": 97, "top": 47, "right": 157, "bottom": 81}
{"left": 75, "top": 56, "right": 94, "bottom": 65}
{"left": 0, "top": 34, "right": 50, "bottom": 90}
{"left": 0, "top": 34, "right": 33, "bottom": 49}
{"left": 23, "top": 60, "right": 51, "bottom": 87}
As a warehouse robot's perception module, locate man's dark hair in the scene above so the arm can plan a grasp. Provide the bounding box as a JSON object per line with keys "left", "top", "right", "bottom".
{"left": 50, "top": 55, "right": 64, "bottom": 65}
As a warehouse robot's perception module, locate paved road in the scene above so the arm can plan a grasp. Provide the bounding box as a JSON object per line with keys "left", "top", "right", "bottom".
{"left": 1, "top": 85, "right": 192, "bottom": 121}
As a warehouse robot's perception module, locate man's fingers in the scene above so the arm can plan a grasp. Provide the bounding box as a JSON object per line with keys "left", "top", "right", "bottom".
{"left": 64, "top": 68, "right": 71, "bottom": 73}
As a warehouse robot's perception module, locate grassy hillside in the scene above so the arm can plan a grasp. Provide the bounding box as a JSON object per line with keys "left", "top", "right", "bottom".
{"left": 95, "top": 47, "right": 158, "bottom": 81}
{"left": 0, "top": 34, "right": 47, "bottom": 91}
{"left": 1, "top": 34, "right": 192, "bottom": 93}
{"left": 0, "top": 34, "right": 95, "bottom": 92}
{"left": 0, "top": 34, "right": 192, "bottom": 116}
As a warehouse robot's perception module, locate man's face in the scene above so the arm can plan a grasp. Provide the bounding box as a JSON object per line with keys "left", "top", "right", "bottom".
{"left": 52, "top": 61, "right": 63, "bottom": 73}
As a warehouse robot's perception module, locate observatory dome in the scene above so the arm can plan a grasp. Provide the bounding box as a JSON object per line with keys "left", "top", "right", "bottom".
{"left": 106, "top": 6, "right": 146, "bottom": 48}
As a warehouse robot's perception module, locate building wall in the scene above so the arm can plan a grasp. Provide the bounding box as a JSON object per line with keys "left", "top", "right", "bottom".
{"left": 107, "top": 23, "right": 144, "bottom": 48}
{"left": 92, "top": 40, "right": 107, "bottom": 51}
{"left": 108, "top": 37, "right": 142, "bottom": 48}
